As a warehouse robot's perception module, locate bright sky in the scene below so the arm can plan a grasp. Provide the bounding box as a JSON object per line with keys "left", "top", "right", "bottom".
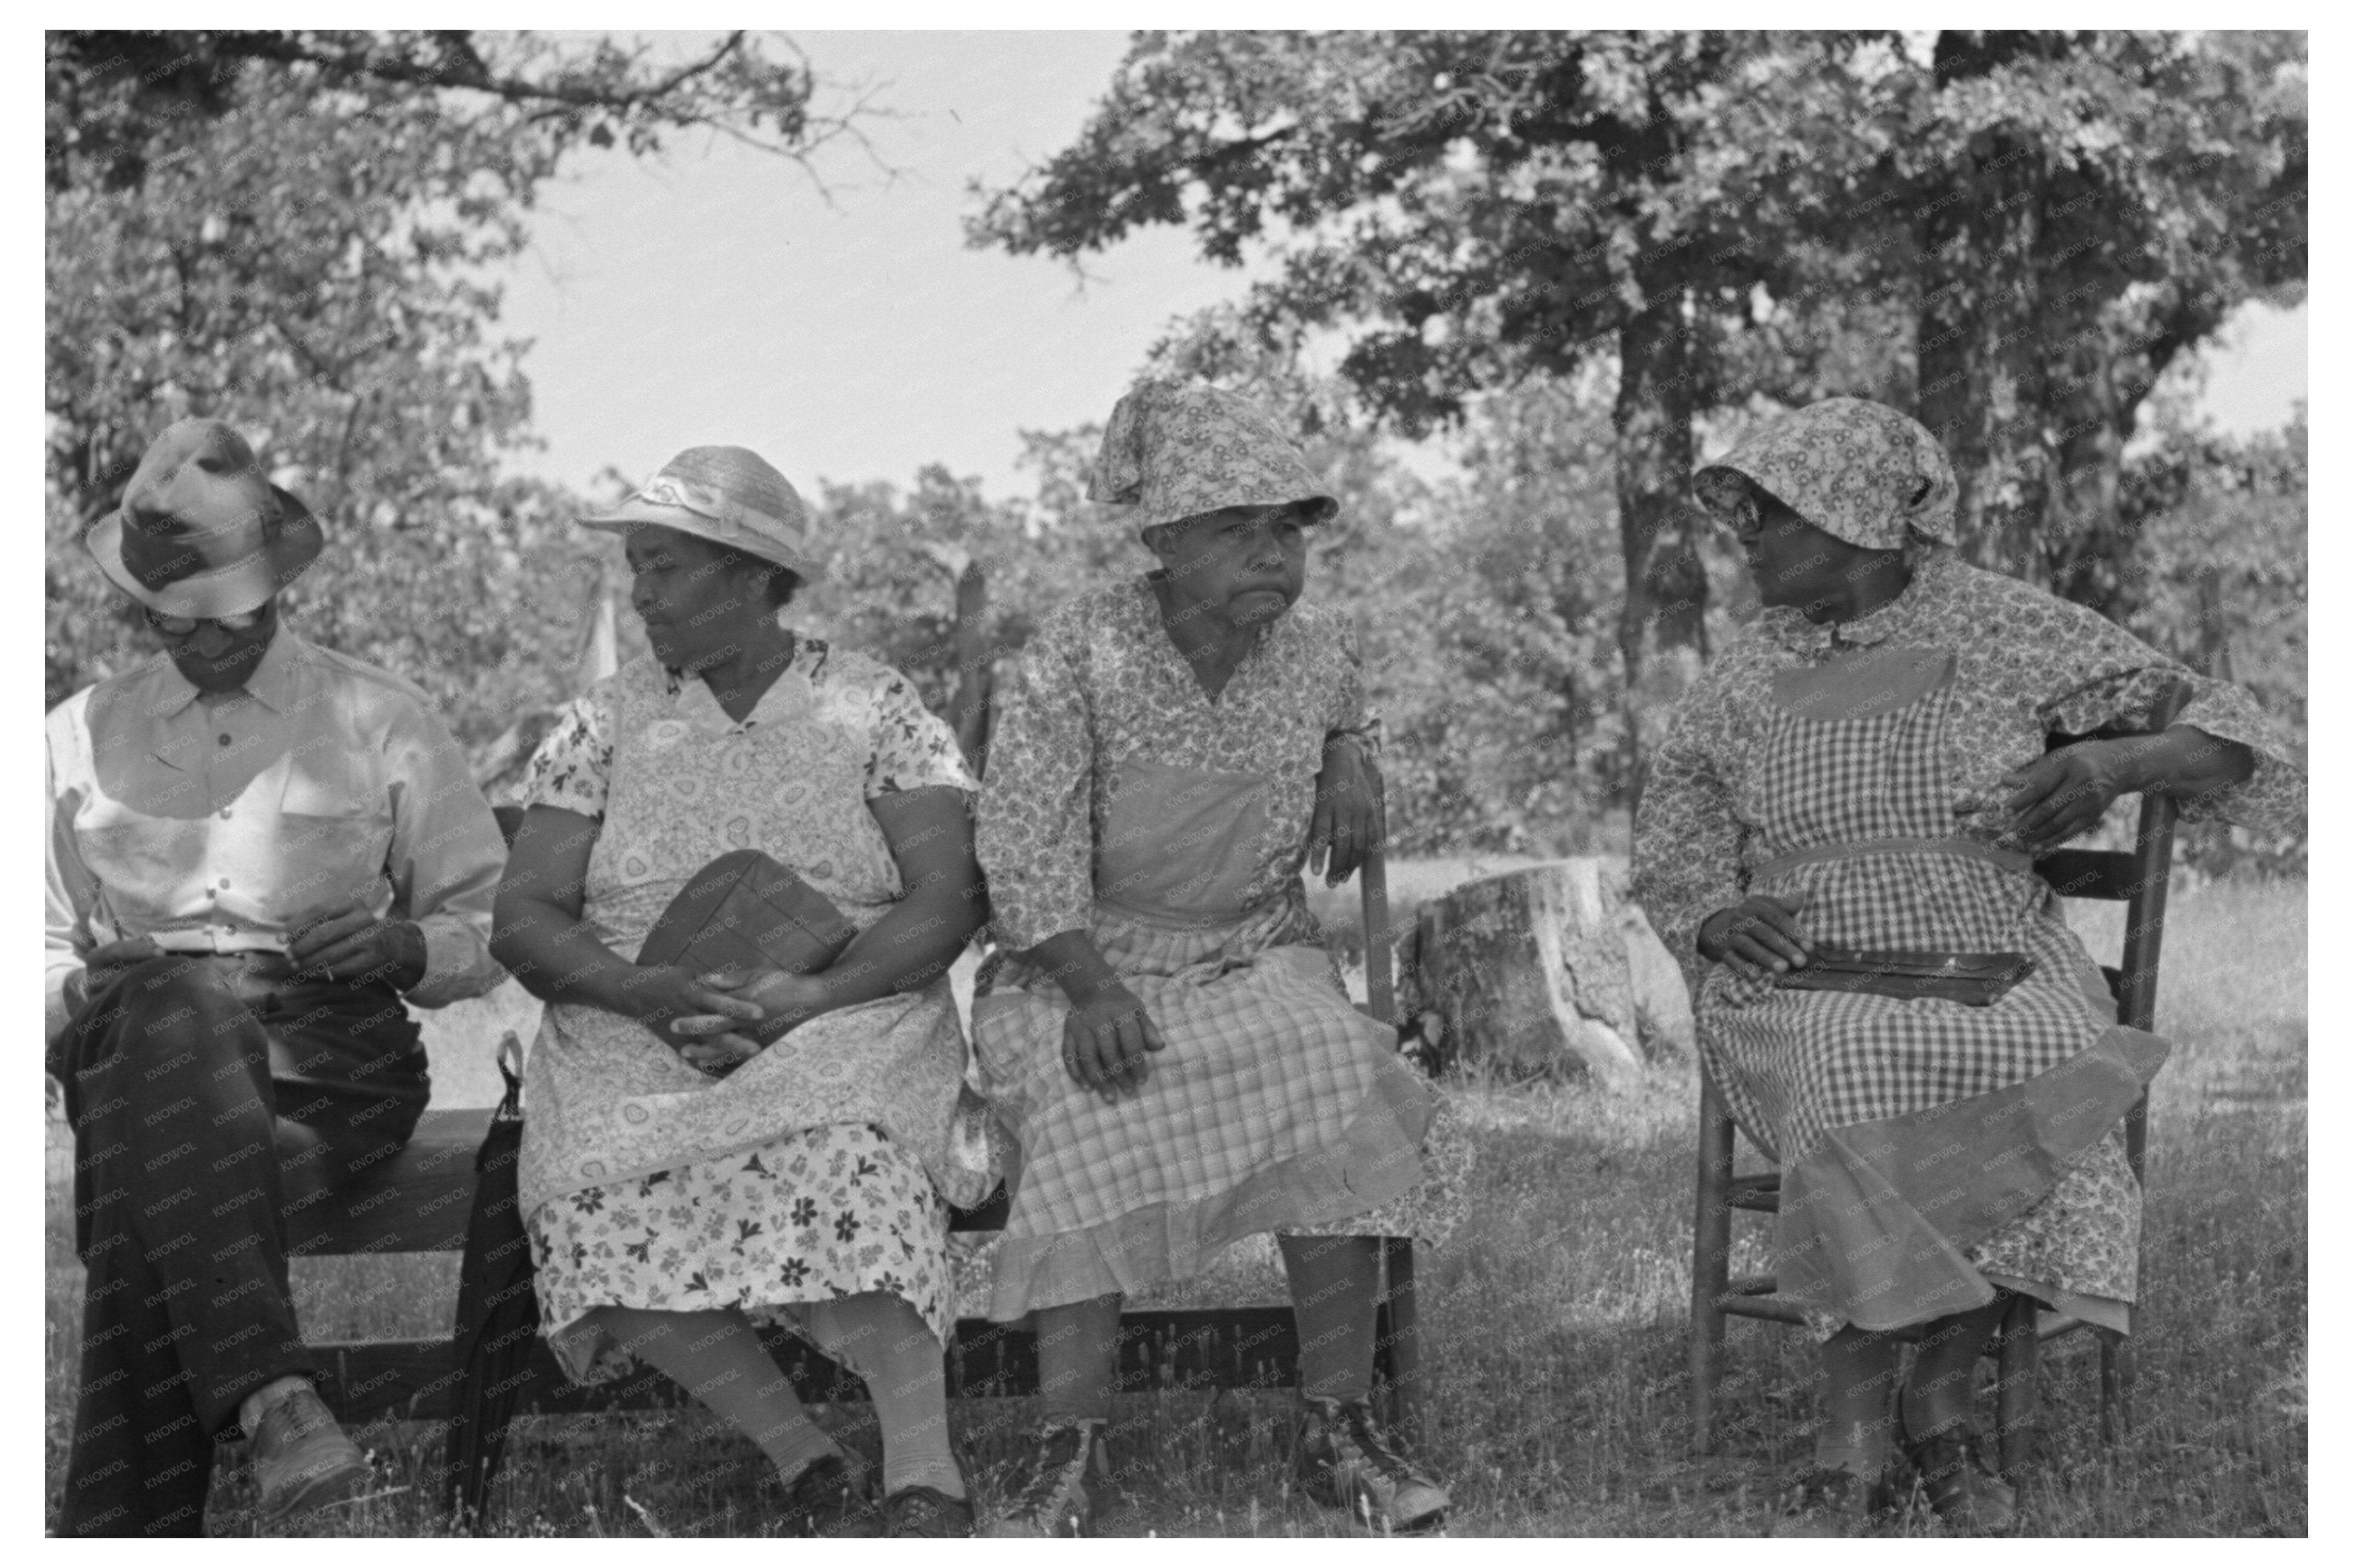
{"left": 498, "top": 30, "right": 2309, "bottom": 504}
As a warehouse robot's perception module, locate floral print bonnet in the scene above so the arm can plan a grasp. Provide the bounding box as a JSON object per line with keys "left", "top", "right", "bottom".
{"left": 1693, "top": 397, "right": 1960, "bottom": 551}
{"left": 1088, "top": 380, "right": 1340, "bottom": 537}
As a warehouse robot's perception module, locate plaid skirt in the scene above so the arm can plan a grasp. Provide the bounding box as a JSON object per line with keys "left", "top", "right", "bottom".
{"left": 970, "top": 896, "right": 1468, "bottom": 1319}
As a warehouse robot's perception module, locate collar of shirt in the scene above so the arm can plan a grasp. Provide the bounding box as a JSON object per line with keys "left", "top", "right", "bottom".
{"left": 148, "top": 624, "right": 306, "bottom": 719}
{"left": 656, "top": 637, "right": 808, "bottom": 732}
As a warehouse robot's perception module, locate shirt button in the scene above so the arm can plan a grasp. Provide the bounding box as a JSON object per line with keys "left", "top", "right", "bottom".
{"left": 218, "top": 877, "right": 232, "bottom": 890}
{"left": 218, "top": 808, "right": 232, "bottom": 820}
{"left": 218, "top": 734, "right": 233, "bottom": 747}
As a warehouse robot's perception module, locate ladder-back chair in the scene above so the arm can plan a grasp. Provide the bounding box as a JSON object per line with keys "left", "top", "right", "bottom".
{"left": 1687, "top": 694, "right": 2187, "bottom": 1480}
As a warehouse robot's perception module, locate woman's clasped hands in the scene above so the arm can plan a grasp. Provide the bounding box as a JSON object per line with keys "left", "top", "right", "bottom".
{"left": 629, "top": 964, "right": 834, "bottom": 1076}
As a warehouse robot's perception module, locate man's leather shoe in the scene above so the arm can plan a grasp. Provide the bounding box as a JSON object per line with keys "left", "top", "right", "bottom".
{"left": 249, "top": 1384, "right": 373, "bottom": 1526}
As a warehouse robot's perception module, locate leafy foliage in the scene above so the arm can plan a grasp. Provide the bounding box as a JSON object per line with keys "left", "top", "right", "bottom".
{"left": 44, "top": 31, "right": 846, "bottom": 744}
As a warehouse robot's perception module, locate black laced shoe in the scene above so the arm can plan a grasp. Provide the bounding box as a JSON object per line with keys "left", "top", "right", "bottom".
{"left": 775, "top": 1452, "right": 880, "bottom": 1538}
{"left": 1299, "top": 1396, "right": 1450, "bottom": 1534}
{"left": 980, "top": 1418, "right": 1106, "bottom": 1538}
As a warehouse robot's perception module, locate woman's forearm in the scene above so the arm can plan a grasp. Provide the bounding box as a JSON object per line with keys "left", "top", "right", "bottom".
{"left": 2108, "top": 724, "right": 2255, "bottom": 804}
{"left": 491, "top": 894, "right": 646, "bottom": 1015}
{"left": 816, "top": 867, "right": 985, "bottom": 1011}
{"left": 1022, "top": 929, "right": 1126, "bottom": 1007}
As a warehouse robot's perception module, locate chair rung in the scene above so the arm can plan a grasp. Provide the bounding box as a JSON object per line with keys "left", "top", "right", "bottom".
{"left": 1724, "top": 1273, "right": 1778, "bottom": 1297}
{"left": 1718, "top": 1294, "right": 1811, "bottom": 1326}
{"left": 1726, "top": 1173, "right": 1781, "bottom": 1212}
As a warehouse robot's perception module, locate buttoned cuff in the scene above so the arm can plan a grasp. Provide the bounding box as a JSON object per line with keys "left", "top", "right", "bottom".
{"left": 407, "top": 916, "right": 502, "bottom": 1009}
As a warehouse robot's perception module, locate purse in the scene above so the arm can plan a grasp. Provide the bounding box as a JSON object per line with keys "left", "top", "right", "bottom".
{"left": 635, "top": 849, "right": 861, "bottom": 1050}
{"left": 1773, "top": 944, "right": 2036, "bottom": 1007}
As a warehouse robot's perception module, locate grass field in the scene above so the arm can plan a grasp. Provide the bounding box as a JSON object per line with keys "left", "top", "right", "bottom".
{"left": 44, "top": 872, "right": 2306, "bottom": 1536}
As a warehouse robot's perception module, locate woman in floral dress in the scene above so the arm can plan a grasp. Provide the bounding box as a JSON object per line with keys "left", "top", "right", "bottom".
{"left": 493, "top": 447, "right": 990, "bottom": 1537}
{"left": 1632, "top": 399, "right": 2304, "bottom": 1535}
{"left": 970, "top": 382, "right": 1467, "bottom": 1537}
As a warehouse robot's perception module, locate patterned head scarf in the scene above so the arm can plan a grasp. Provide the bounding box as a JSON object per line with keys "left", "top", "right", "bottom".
{"left": 1088, "top": 380, "right": 1339, "bottom": 538}
{"left": 1693, "top": 397, "right": 1959, "bottom": 550}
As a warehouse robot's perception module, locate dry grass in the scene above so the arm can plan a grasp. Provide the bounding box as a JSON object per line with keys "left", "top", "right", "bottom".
{"left": 45, "top": 874, "right": 2304, "bottom": 1536}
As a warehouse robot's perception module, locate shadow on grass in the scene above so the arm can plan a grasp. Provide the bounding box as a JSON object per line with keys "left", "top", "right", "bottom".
{"left": 46, "top": 878, "right": 2305, "bottom": 1536}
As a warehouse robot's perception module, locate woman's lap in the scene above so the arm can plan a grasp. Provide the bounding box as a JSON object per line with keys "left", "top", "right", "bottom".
{"left": 973, "top": 935, "right": 1463, "bottom": 1317}
{"left": 529, "top": 1121, "right": 952, "bottom": 1384}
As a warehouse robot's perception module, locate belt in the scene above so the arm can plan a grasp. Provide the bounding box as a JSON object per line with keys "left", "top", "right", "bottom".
{"left": 141, "top": 928, "right": 291, "bottom": 956}
{"left": 1750, "top": 836, "right": 2033, "bottom": 883}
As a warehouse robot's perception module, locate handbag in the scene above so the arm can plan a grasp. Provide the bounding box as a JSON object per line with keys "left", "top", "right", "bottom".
{"left": 1773, "top": 944, "right": 2036, "bottom": 1007}
{"left": 635, "top": 849, "right": 861, "bottom": 1050}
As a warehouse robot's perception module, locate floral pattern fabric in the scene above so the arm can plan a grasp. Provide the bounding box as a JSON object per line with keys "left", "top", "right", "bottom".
{"left": 529, "top": 1124, "right": 953, "bottom": 1383}
{"left": 513, "top": 641, "right": 984, "bottom": 1384}
{"left": 519, "top": 638, "right": 972, "bottom": 825}
{"left": 1633, "top": 549, "right": 2301, "bottom": 1336}
{"left": 975, "top": 576, "right": 1381, "bottom": 951}
{"left": 1693, "top": 396, "right": 1961, "bottom": 549}
{"left": 972, "top": 577, "right": 1460, "bottom": 1319}
{"left": 1636, "top": 550, "right": 2303, "bottom": 988}
{"left": 1089, "top": 380, "right": 1339, "bottom": 535}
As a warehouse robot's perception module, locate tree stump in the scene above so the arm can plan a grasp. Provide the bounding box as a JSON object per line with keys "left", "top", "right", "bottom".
{"left": 1395, "top": 857, "right": 1691, "bottom": 1087}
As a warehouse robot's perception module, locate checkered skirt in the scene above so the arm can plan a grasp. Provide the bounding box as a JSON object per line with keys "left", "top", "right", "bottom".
{"left": 969, "top": 892, "right": 1463, "bottom": 1318}
{"left": 1702, "top": 680, "right": 2114, "bottom": 1167}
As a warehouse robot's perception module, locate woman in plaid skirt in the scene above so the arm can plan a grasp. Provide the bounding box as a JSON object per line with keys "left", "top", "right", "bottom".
{"left": 1633, "top": 399, "right": 2304, "bottom": 1535}
{"left": 969, "top": 382, "right": 1466, "bottom": 1536}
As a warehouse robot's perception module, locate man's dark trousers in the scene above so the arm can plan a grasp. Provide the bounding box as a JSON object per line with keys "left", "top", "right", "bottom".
{"left": 55, "top": 953, "right": 428, "bottom": 1537}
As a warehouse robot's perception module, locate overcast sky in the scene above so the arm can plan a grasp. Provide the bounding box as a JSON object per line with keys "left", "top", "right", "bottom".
{"left": 496, "top": 30, "right": 2309, "bottom": 504}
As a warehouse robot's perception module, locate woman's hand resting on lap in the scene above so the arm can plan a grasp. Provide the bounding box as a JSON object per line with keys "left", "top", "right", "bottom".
{"left": 1063, "top": 979, "right": 1165, "bottom": 1105}
{"left": 1698, "top": 894, "right": 1815, "bottom": 982}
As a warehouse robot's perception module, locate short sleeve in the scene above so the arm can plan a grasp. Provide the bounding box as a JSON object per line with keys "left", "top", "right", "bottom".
{"left": 517, "top": 689, "right": 614, "bottom": 821}
{"left": 866, "top": 671, "right": 980, "bottom": 799}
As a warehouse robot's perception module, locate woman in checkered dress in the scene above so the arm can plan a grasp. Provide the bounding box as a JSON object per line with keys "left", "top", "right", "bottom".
{"left": 1633, "top": 399, "right": 2304, "bottom": 1535}
{"left": 969, "top": 382, "right": 1465, "bottom": 1536}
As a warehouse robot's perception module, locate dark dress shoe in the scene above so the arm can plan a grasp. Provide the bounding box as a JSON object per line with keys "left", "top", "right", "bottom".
{"left": 248, "top": 1384, "right": 373, "bottom": 1527}
{"left": 884, "top": 1483, "right": 975, "bottom": 1537}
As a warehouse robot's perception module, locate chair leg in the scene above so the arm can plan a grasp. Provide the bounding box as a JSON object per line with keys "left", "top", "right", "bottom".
{"left": 2098, "top": 1328, "right": 2134, "bottom": 1444}
{"left": 1690, "top": 1078, "right": 1735, "bottom": 1456}
{"left": 1993, "top": 1292, "right": 2040, "bottom": 1487}
{"left": 1376, "top": 1237, "right": 1423, "bottom": 1445}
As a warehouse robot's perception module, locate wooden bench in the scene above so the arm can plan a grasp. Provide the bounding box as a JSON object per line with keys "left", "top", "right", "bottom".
{"left": 293, "top": 846, "right": 1424, "bottom": 1517}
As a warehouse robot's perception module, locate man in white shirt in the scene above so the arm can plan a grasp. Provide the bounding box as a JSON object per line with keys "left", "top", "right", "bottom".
{"left": 47, "top": 419, "right": 508, "bottom": 1536}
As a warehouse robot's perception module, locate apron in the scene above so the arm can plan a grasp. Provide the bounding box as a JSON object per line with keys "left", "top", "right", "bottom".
{"left": 519, "top": 657, "right": 991, "bottom": 1220}
{"left": 971, "top": 754, "right": 1438, "bottom": 1319}
{"left": 1698, "top": 643, "right": 2165, "bottom": 1331}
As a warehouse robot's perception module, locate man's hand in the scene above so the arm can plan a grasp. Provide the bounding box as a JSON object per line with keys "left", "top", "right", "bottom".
{"left": 1308, "top": 735, "right": 1384, "bottom": 888}
{"left": 1698, "top": 894, "right": 1815, "bottom": 982}
{"left": 286, "top": 897, "right": 428, "bottom": 990}
{"left": 65, "top": 937, "right": 164, "bottom": 1014}
{"left": 1061, "top": 980, "right": 1165, "bottom": 1104}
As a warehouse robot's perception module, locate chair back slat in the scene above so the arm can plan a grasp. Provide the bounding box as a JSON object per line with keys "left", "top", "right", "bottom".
{"left": 1360, "top": 835, "right": 1394, "bottom": 1026}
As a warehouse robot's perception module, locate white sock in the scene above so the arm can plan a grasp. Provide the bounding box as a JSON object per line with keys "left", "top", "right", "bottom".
{"left": 796, "top": 1294, "right": 964, "bottom": 1499}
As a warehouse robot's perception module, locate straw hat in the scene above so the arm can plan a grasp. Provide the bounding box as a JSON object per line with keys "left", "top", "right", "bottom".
{"left": 83, "top": 419, "right": 322, "bottom": 618}
{"left": 580, "top": 446, "right": 826, "bottom": 581}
